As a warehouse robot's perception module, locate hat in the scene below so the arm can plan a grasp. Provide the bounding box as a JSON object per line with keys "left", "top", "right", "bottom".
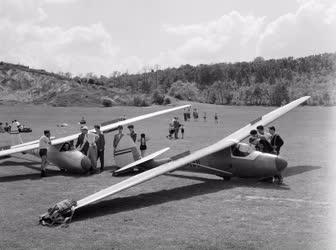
{"left": 81, "top": 125, "right": 88, "bottom": 130}
{"left": 127, "top": 125, "right": 134, "bottom": 129}
{"left": 268, "top": 126, "right": 275, "bottom": 131}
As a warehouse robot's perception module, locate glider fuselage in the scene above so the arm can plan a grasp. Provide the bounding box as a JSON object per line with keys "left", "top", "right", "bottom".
{"left": 191, "top": 143, "right": 287, "bottom": 179}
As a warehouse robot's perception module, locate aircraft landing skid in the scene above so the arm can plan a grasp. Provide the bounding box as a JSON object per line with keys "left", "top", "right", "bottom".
{"left": 259, "top": 175, "right": 284, "bottom": 185}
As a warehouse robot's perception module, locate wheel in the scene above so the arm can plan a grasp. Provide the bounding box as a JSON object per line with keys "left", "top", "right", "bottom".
{"left": 273, "top": 175, "right": 283, "bottom": 185}
{"left": 223, "top": 176, "right": 231, "bottom": 181}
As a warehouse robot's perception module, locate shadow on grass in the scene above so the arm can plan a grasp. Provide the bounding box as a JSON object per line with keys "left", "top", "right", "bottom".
{"left": 73, "top": 171, "right": 291, "bottom": 223}
{"left": 283, "top": 165, "right": 321, "bottom": 177}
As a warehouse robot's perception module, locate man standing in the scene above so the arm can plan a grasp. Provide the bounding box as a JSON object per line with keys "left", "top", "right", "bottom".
{"left": 94, "top": 125, "right": 105, "bottom": 172}
{"left": 256, "top": 125, "right": 271, "bottom": 142}
{"left": 76, "top": 126, "right": 89, "bottom": 155}
{"left": 173, "top": 117, "right": 180, "bottom": 139}
{"left": 39, "top": 130, "right": 51, "bottom": 177}
{"left": 269, "top": 126, "right": 284, "bottom": 155}
{"left": 127, "top": 125, "right": 137, "bottom": 142}
{"left": 113, "top": 125, "right": 124, "bottom": 151}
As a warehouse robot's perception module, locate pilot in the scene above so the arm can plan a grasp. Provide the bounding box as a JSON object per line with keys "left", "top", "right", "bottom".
{"left": 127, "top": 125, "right": 137, "bottom": 143}
{"left": 60, "top": 142, "right": 70, "bottom": 152}
{"left": 249, "top": 130, "right": 260, "bottom": 150}
{"left": 113, "top": 125, "right": 124, "bottom": 152}
{"left": 39, "top": 130, "right": 51, "bottom": 177}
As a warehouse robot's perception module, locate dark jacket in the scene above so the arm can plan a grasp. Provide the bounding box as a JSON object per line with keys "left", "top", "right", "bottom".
{"left": 76, "top": 133, "right": 89, "bottom": 155}
{"left": 130, "top": 132, "right": 137, "bottom": 143}
{"left": 96, "top": 133, "right": 105, "bottom": 151}
{"left": 270, "top": 134, "right": 284, "bottom": 153}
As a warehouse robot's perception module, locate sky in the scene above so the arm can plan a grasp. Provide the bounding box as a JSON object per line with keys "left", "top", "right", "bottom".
{"left": 0, "top": 0, "right": 335, "bottom": 75}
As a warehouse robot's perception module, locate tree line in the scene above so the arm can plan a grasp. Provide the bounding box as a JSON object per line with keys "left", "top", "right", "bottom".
{"left": 75, "top": 53, "right": 336, "bottom": 106}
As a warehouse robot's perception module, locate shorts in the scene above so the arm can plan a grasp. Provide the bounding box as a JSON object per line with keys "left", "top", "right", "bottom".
{"left": 39, "top": 148, "right": 47, "bottom": 157}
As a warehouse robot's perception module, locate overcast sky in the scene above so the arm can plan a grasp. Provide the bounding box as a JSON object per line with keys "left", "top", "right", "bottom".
{"left": 0, "top": 0, "right": 335, "bottom": 75}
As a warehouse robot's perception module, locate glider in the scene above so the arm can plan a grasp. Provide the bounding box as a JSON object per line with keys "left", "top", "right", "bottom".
{"left": 39, "top": 96, "right": 310, "bottom": 225}
{"left": 0, "top": 105, "right": 190, "bottom": 173}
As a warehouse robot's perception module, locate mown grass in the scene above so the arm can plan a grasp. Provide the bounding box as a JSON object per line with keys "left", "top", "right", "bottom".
{"left": 0, "top": 103, "right": 335, "bottom": 249}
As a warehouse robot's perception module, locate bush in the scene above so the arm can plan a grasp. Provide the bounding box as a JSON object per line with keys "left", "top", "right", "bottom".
{"left": 101, "top": 97, "right": 114, "bottom": 107}
{"left": 152, "top": 91, "right": 165, "bottom": 105}
{"left": 168, "top": 80, "right": 200, "bottom": 101}
{"left": 163, "top": 97, "right": 171, "bottom": 105}
{"left": 133, "top": 95, "right": 149, "bottom": 106}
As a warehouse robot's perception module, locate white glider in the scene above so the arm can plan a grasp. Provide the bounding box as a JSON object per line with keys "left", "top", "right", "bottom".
{"left": 74, "top": 96, "right": 310, "bottom": 210}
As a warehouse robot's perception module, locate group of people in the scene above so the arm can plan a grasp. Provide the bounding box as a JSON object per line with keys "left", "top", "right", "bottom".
{"left": 249, "top": 125, "right": 284, "bottom": 155}
{"left": 38, "top": 122, "right": 148, "bottom": 177}
{"left": 183, "top": 107, "right": 219, "bottom": 123}
{"left": 0, "top": 120, "right": 20, "bottom": 133}
{"left": 168, "top": 117, "right": 184, "bottom": 139}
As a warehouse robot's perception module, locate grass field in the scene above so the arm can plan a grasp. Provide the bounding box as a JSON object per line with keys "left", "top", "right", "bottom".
{"left": 0, "top": 102, "right": 335, "bottom": 249}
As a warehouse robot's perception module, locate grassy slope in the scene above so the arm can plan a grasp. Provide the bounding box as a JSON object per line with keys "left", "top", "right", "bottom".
{"left": 0, "top": 103, "right": 335, "bottom": 249}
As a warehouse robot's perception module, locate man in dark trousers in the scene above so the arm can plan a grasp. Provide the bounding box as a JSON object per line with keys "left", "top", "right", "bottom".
{"left": 269, "top": 126, "right": 284, "bottom": 155}
{"left": 94, "top": 125, "right": 105, "bottom": 172}
{"left": 76, "top": 126, "right": 89, "bottom": 155}
{"left": 127, "top": 125, "right": 137, "bottom": 142}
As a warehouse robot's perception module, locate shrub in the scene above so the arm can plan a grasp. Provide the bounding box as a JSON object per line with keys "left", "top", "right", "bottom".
{"left": 133, "top": 95, "right": 149, "bottom": 106}
{"left": 152, "top": 90, "right": 165, "bottom": 105}
{"left": 101, "top": 97, "right": 114, "bottom": 107}
{"left": 163, "top": 97, "right": 171, "bottom": 105}
{"left": 168, "top": 80, "right": 200, "bottom": 101}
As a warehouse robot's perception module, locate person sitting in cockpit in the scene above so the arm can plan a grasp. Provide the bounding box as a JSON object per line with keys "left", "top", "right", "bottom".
{"left": 249, "top": 130, "right": 260, "bottom": 150}
{"left": 60, "top": 142, "right": 71, "bottom": 152}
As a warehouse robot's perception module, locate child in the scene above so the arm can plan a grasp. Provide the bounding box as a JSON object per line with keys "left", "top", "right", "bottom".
{"left": 181, "top": 125, "right": 185, "bottom": 139}
{"left": 139, "top": 133, "right": 147, "bottom": 157}
{"left": 167, "top": 123, "right": 174, "bottom": 139}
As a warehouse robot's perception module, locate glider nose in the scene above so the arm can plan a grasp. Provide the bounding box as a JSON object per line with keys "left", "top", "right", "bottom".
{"left": 275, "top": 157, "right": 287, "bottom": 172}
{"left": 81, "top": 157, "right": 91, "bottom": 171}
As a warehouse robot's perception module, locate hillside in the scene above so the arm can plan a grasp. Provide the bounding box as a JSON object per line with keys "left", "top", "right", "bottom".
{"left": 0, "top": 62, "right": 135, "bottom": 107}
{"left": 0, "top": 52, "right": 335, "bottom": 106}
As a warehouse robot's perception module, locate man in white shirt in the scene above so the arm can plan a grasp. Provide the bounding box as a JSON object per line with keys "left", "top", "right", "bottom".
{"left": 39, "top": 130, "right": 51, "bottom": 177}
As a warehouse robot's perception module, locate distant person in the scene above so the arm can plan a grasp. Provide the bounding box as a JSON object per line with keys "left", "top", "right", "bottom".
{"left": 167, "top": 123, "right": 174, "bottom": 139}
{"left": 79, "top": 116, "right": 86, "bottom": 125}
{"left": 214, "top": 113, "right": 218, "bottom": 124}
{"left": 94, "top": 125, "right": 105, "bottom": 172}
{"left": 187, "top": 107, "right": 191, "bottom": 121}
{"left": 173, "top": 117, "right": 180, "bottom": 139}
{"left": 39, "top": 130, "right": 51, "bottom": 177}
{"left": 127, "top": 124, "right": 137, "bottom": 142}
{"left": 181, "top": 125, "right": 185, "bottom": 139}
{"left": 203, "top": 112, "right": 207, "bottom": 122}
{"left": 139, "top": 133, "right": 148, "bottom": 157}
{"left": 4, "top": 122, "right": 10, "bottom": 132}
{"left": 113, "top": 125, "right": 124, "bottom": 152}
{"left": 183, "top": 108, "right": 188, "bottom": 122}
{"left": 76, "top": 126, "right": 89, "bottom": 155}
{"left": 269, "top": 126, "right": 284, "bottom": 155}
{"left": 256, "top": 125, "right": 271, "bottom": 142}
{"left": 193, "top": 108, "right": 198, "bottom": 121}
{"left": 11, "top": 120, "right": 19, "bottom": 134}
{"left": 0, "top": 123, "right": 4, "bottom": 133}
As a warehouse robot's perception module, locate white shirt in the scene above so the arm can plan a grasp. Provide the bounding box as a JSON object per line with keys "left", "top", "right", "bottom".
{"left": 84, "top": 133, "right": 98, "bottom": 146}
{"left": 39, "top": 135, "right": 51, "bottom": 149}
